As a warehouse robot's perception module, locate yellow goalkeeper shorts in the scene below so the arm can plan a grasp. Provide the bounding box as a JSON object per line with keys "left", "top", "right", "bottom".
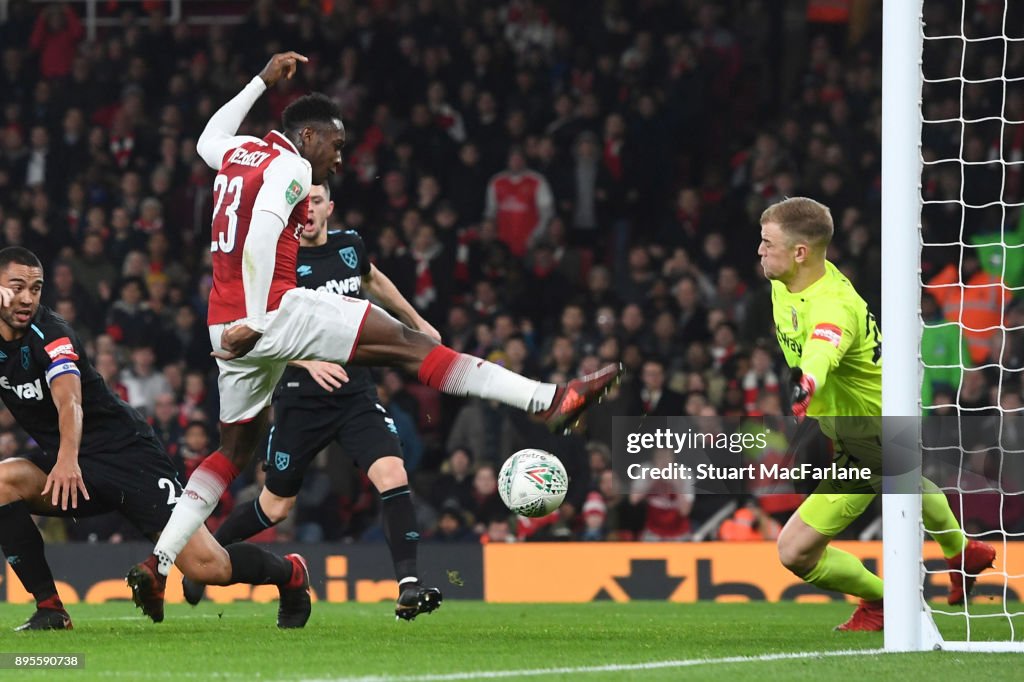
{"left": 797, "top": 488, "right": 878, "bottom": 538}
{"left": 797, "top": 422, "right": 882, "bottom": 537}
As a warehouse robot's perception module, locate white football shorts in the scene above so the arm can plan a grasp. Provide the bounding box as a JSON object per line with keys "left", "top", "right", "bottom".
{"left": 210, "top": 287, "right": 373, "bottom": 423}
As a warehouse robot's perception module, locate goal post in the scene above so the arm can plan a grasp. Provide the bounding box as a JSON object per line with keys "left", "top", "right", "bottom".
{"left": 881, "top": 0, "right": 926, "bottom": 653}
{"left": 882, "top": 0, "right": 1024, "bottom": 652}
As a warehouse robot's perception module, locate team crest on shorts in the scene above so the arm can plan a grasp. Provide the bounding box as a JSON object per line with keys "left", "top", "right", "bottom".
{"left": 274, "top": 451, "right": 290, "bottom": 471}
{"left": 285, "top": 180, "right": 302, "bottom": 205}
{"left": 791, "top": 306, "right": 799, "bottom": 331}
{"left": 339, "top": 246, "right": 358, "bottom": 269}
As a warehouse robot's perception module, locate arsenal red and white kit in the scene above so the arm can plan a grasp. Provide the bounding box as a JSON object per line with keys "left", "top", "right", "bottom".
{"left": 197, "top": 76, "right": 371, "bottom": 423}
{"left": 207, "top": 130, "right": 311, "bottom": 327}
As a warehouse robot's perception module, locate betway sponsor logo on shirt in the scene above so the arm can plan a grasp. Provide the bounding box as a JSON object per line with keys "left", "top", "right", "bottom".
{"left": 775, "top": 329, "right": 802, "bottom": 356}
{"left": 811, "top": 323, "right": 843, "bottom": 348}
{"left": 317, "top": 276, "right": 362, "bottom": 296}
{"left": 0, "top": 376, "right": 44, "bottom": 400}
{"left": 227, "top": 148, "right": 271, "bottom": 168}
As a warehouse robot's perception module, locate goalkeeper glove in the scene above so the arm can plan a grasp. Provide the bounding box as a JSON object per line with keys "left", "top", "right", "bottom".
{"left": 790, "top": 367, "right": 816, "bottom": 422}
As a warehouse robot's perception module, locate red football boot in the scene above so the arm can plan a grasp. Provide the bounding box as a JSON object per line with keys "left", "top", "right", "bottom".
{"left": 539, "top": 363, "right": 622, "bottom": 434}
{"left": 126, "top": 554, "right": 167, "bottom": 623}
{"left": 947, "top": 539, "right": 997, "bottom": 605}
{"left": 277, "top": 553, "right": 311, "bottom": 629}
{"left": 835, "top": 599, "right": 884, "bottom": 632}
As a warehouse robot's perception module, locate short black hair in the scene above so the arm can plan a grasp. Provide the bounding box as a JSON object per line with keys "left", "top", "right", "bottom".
{"left": 281, "top": 93, "right": 343, "bottom": 134}
{"left": 0, "top": 247, "right": 41, "bottom": 273}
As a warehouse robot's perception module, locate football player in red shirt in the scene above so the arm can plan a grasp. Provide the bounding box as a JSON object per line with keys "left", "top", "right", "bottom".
{"left": 127, "top": 52, "right": 620, "bottom": 623}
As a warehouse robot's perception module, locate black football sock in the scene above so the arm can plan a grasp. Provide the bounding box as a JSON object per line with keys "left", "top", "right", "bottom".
{"left": 0, "top": 500, "right": 60, "bottom": 606}
{"left": 213, "top": 498, "right": 279, "bottom": 546}
{"left": 380, "top": 485, "right": 419, "bottom": 584}
{"left": 225, "top": 543, "right": 293, "bottom": 586}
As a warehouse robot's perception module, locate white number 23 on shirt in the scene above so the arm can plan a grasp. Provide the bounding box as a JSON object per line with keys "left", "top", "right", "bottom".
{"left": 211, "top": 174, "right": 243, "bottom": 253}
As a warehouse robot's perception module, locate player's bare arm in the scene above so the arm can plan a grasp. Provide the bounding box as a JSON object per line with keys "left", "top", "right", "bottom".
{"left": 363, "top": 264, "right": 442, "bottom": 341}
{"left": 40, "top": 373, "right": 89, "bottom": 511}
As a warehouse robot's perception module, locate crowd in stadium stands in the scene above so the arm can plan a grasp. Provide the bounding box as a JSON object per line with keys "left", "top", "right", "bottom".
{"left": 1, "top": 0, "right": 1018, "bottom": 543}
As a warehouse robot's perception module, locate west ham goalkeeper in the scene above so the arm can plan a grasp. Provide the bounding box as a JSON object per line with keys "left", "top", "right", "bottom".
{"left": 759, "top": 197, "right": 995, "bottom": 631}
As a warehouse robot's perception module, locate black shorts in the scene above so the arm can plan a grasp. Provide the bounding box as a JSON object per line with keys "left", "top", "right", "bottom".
{"left": 263, "top": 388, "right": 404, "bottom": 498}
{"left": 29, "top": 435, "right": 183, "bottom": 537}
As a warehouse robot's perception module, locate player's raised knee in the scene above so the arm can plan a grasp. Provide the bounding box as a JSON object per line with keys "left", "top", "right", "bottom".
{"left": 777, "top": 536, "right": 816, "bottom": 576}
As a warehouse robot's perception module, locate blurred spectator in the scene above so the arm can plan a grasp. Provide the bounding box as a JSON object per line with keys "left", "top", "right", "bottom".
{"left": 630, "top": 449, "right": 694, "bottom": 541}
{"left": 120, "top": 345, "right": 171, "bottom": 417}
{"left": 579, "top": 491, "right": 608, "bottom": 541}
{"left": 430, "top": 447, "right": 477, "bottom": 513}
{"left": 30, "top": 3, "right": 83, "bottom": 80}
{"left": 150, "top": 392, "right": 183, "bottom": 459}
{"left": 927, "top": 255, "right": 1010, "bottom": 366}
{"left": 469, "top": 463, "right": 506, "bottom": 532}
{"left": 742, "top": 345, "right": 780, "bottom": 413}
{"left": 446, "top": 398, "right": 511, "bottom": 467}
{"left": 69, "top": 232, "right": 117, "bottom": 306}
{"left": 106, "top": 276, "right": 158, "bottom": 347}
{"left": 638, "top": 359, "right": 685, "bottom": 417}
{"left": 921, "top": 291, "right": 970, "bottom": 409}
{"left": 433, "top": 500, "right": 478, "bottom": 543}
{"left": 482, "top": 517, "right": 516, "bottom": 544}
{"left": 718, "top": 502, "right": 781, "bottom": 541}
{"left": 484, "top": 147, "right": 554, "bottom": 257}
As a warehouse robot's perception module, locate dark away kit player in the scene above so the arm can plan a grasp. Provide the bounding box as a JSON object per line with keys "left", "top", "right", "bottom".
{"left": 0, "top": 248, "right": 311, "bottom": 630}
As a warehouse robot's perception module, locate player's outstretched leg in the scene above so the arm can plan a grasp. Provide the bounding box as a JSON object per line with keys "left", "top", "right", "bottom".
{"left": 134, "top": 413, "right": 269, "bottom": 585}
{"left": 130, "top": 526, "right": 310, "bottom": 627}
{"left": 0, "top": 461, "right": 73, "bottom": 631}
{"left": 920, "top": 478, "right": 997, "bottom": 604}
{"left": 351, "top": 309, "right": 622, "bottom": 434}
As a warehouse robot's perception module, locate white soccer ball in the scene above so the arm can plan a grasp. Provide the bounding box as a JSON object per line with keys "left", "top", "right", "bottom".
{"left": 497, "top": 449, "right": 569, "bottom": 517}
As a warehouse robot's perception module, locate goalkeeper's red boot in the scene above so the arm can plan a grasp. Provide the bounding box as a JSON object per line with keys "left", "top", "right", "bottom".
{"left": 835, "top": 599, "right": 884, "bottom": 632}
{"left": 540, "top": 363, "right": 622, "bottom": 435}
{"left": 126, "top": 554, "right": 166, "bottom": 623}
{"left": 947, "top": 539, "right": 996, "bottom": 605}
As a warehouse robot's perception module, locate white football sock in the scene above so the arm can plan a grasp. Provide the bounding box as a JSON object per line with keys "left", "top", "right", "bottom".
{"left": 439, "top": 355, "right": 557, "bottom": 412}
{"left": 152, "top": 466, "right": 230, "bottom": 576}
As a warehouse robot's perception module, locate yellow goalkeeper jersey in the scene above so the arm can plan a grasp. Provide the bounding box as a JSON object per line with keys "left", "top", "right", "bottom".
{"left": 771, "top": 260, "right": 881, "bottom": 419}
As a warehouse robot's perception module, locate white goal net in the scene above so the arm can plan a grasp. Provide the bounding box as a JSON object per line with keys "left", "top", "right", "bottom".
{"left": 885, "top": 0, "right": 1024, "bottom": 652}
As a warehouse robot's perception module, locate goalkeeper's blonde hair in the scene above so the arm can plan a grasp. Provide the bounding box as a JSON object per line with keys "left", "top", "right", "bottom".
{"left": 760, "top": 197, "right": 834, "bottom": 252}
